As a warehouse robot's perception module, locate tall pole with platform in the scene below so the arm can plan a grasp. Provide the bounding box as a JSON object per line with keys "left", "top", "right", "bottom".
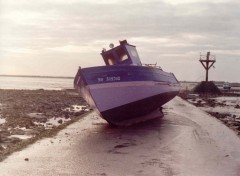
{"left": 199, "top": 52, "right": 216, "bottom": 82}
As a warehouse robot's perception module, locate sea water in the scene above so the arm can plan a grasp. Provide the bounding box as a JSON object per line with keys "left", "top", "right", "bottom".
{"left": 0, "top": 76, "right": 74, "bottom": 90}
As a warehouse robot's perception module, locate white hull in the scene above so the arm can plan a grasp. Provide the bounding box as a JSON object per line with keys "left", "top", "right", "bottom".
{"left": 85, "top": 81, "right": 180, "bottom": 113}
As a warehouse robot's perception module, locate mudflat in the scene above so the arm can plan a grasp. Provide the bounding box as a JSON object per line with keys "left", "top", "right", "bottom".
{"left": 179, "top": 87, "right": 240, "bottom": 136}
{"left": 0, "top": 89, "right": 90, "bottom": 161}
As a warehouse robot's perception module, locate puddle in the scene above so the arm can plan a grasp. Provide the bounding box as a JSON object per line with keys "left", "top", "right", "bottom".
{"left": 0, "top": 118, "right": 6, "bottom": 125}
{"left": 211, "top": 96, "right": 240, "bottom": 106}
{"left": 34, "top": 117, "right": 71, "bottom": 129}
{"left": 28, "top": 113, "right": 46, "bottom": 119}
{"left": 188, "top": 98, "right": 206, "bottom": 104}
{"left": 186, "top": 95, "right": 240, "bottom": 120}
{"left": 64, "top": 105, "right": 90, "bottom": 112}
{"left": 9, "top": 134, "right": 33, "bottom": 140}
{"left": 15, "top": 127, "right": 27, "bottom": 131}
{"left": 201, "top": 106, "right": 240, "bottom": 116}
{"left": 47, "top": 117, "right": 70, "bottom": 126}
{"left": 191, "top": 96, "right": 240, "bottom": 118}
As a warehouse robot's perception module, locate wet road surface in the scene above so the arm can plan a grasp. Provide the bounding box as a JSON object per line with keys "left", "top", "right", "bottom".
{"left": 1, "top": 97, "right": 240, "bottom": 176}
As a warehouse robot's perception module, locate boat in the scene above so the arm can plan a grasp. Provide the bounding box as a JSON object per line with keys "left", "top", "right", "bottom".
{"left": 74, "top": 40, "right": 180, "bottom": 126}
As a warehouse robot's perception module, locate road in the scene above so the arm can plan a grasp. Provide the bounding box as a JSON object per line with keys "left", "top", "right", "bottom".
{"left": 1, "top": 97, "right": 240, "bottom": 176}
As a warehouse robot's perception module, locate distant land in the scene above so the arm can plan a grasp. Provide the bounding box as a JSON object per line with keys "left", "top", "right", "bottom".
{"left": 0, "top": 74, "right": 74, "bottom": 79}
{"left": 180, "top": 81, "right": 240, "bottom": 87}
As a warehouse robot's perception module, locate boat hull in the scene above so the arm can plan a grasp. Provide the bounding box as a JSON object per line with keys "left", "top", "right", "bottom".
{"left": 74, "top": 65, "right": 180, "bottom": 125}
{"left": 102, "top": 90, "right": 178, "bottom": 125}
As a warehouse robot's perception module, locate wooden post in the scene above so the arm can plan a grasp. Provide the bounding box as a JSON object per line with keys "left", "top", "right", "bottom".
{"left": 199, "top": 52, "right": 216, "bottom": 82}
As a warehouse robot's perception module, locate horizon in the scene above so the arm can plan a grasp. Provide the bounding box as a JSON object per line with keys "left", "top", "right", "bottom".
{"left": 0, "top": 74, "right": 74, "bottom": 79}
{"left": 0, "top": 74, "right": 239, "bottom": 84}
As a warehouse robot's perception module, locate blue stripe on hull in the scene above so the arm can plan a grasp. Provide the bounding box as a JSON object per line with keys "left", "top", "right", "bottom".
{"left": 74, "top": 65, "right": 179, "bottom": 87}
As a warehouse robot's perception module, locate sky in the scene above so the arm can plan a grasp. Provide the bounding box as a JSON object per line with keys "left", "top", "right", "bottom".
{"left": 0, "top": 0, "right": 240, "bottom": 82}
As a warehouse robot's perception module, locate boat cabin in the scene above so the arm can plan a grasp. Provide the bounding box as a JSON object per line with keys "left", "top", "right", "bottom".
{"left": 101, "top": 40, "right": 142, "bottom": 66}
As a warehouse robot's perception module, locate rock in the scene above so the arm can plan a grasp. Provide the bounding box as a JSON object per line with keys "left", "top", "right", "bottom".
{"left": 10, "top": 137, "right": 22, "bottom": 144}
{"left": 64, "top": 113, "right": 69, "bottom": 119}
{"left": 74, "top": 111, "right": 83, "bottom": 117}
{"left": 235, "top": 104, "right": 240, "bottom": 109}
{"left": 39, "top": 117, "right": 47, "bottom": 123}
{"left": 58, "top": 119, "right": 63, "bottom": 124}
{"left": 0, "top": 130, "right": 11, "bottom": 137}
{"left": 0, "top": 145, "right": 4, "bottom": 151}
{"left": 193, "top": 81, "right": 221, "bottom": 94}
{"left": 11, "top": 129, "right": 25, "bottom": 135}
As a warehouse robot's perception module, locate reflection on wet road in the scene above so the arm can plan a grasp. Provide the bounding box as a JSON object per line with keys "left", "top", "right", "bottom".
{"left": 1, "top": 97, "right": 240, "bottom": 176}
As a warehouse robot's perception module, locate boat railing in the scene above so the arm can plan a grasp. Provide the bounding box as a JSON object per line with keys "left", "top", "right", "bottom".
{"left": 143, "top": 63, "right": 162, "bottom": 70}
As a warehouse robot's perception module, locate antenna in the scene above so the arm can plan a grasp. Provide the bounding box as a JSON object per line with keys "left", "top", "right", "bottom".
{"left": 102, "top": 48, "right": 106, "bottom": 53}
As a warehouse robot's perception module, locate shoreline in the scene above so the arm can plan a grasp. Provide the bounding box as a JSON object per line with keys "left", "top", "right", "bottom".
{"left": 0, "top": 89, "right": 91, "bottom": 161}
{"left": 0, "top": 75, "right": 74, "bottom": 79}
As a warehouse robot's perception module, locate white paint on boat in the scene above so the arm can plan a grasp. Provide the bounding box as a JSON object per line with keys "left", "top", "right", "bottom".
{"left": 88, "top": 81, "right": 179, "bottom": 112}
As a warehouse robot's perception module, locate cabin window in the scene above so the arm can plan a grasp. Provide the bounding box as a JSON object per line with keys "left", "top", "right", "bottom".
{"left": 108, "top": 57, "right": 116, "bottom": 65}
{"left": 108, "top": 58, "right": 114, "bottom": 65}
{"left": 116, "top": 48, "right": 128, "bottom": 62}
{"left": 130, "top": 48, "right": 138, "bottom": 57}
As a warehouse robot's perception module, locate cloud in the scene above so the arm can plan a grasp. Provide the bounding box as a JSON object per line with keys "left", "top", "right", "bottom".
{"left": 0, "top": 0, "right": 240, "bottom": 81}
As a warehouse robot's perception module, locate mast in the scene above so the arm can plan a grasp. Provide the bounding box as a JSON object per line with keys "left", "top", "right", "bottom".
{"left": 199, "top": 52, "right": 216, "bottom": 82}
